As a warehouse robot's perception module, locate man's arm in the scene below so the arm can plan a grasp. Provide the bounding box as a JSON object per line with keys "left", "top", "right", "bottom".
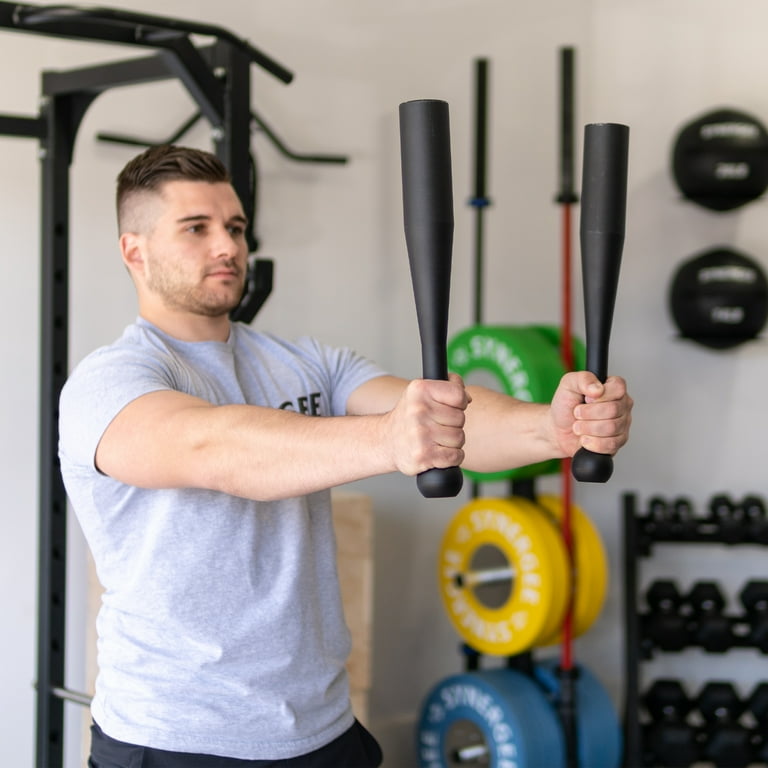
{"left": 348, "top": 370, "right": 632, "bottom": 474}
{"left": 95, "top": 370, "right": 630, "bottom": 501}
{"left": 95, "top": 375, "right": 468, "bottom": 501}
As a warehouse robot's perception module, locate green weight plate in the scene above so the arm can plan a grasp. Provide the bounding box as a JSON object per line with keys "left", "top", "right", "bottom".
{"left": 447, "top": 324, "right": 582, "bottom": 482}
{"left": 417, "top": 668, "right": 565, "bottom": 768}
{"left": 527, "top": 325, "right": 586, "bottom": 372}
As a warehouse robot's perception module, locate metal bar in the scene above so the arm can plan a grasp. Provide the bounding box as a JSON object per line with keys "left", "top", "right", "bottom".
{"left": 0, "top": 113, "right": 46, "bottom": 138}
{"left": 150, "top": 38, "right": 223, "bottom": 126}
{"left": 457, "top": 566, "right": 515, "bottom": 588}
{"left": 622, "top": 493, "right": 642, "bottom": 768}
{"left": 214, "top": 40, "right": 256, "bottom": 247}
{"left": 250, "top": 106, "right": 349, "bottom": 165}
{"left": 7, "top": 11, "right": 175, "bottom": 49}
{"left": 6, "top": 1, "right": 293, "bottom": 83}
{"left": 35, "top": 92, "right": 70, "bottom": 768}
{"left": 51, "top": 686, "right": 93, "bottom": 707}
{"left": 454, "top": 744, "right": 489, "bottom": 762}
{"left": 41, "top": 49, "right": 181, "bottom": 96}
{"left": 35, "top": 87, "right": 96, "bottom": 768}
{"left": 96, "top": 111, "right": 202, "bottom": 148}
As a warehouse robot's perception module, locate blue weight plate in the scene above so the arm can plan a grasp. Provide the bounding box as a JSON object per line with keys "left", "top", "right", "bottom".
{"left": 533, "top": 658, "right": 622, "bottom": 768}
{"left": 416, "top": 668, "right": 564, "bottom": 768}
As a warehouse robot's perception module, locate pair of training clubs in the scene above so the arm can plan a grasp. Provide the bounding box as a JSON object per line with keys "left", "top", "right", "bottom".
{"left": 399, "top": 99, "right": 628, "bottom": 498}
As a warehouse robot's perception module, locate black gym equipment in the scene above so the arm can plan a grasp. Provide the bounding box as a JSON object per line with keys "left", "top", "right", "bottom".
{"left": 642, "top": 679, "right": 699, "bottom": 768}
{"left": 687, "top": 581, "right": 734, "bottom": 653}
{"left": 569, "top": 120, "right": 629, "bottom": 483}
{"left": 641, "top": 580, "right": 688, "bottom": 653}
{"left": 0, "top": 5, "right": 348, "bottom": 767}
{"left": 708, "top": 493, "right": 746, "bottom": 544}
{"left": 698, "top": 681, "right": 752, "bottom": 768}
{"left": 671, "top": 107, "right": 768, "bottom": 211}
{"left": 669, "top": 246, "right": 768, "bottom": 349}
{"left": 739, "top": 580, "right": 768, "bottom": 653}
{"left": 742, "top": 495, "right": 768, "bottom": 544}
{"left": 623, "top": 492, "right": 768, "bottom": 767}
{"left": 632, "top": 492, "right": 768, "bottom": 548}
{"left": 646, "top": 496, "right": 696, "bottom": 540}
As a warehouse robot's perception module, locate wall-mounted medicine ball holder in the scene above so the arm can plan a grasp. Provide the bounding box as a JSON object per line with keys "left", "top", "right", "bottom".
{"left": 447, "top": 324, "right": 585, "bottom": 481}
{"left": 672, "top": 107, "right": 768, "bottom": 211}
{"left": 668, "top": 247, "right": 768, "bottom": 349}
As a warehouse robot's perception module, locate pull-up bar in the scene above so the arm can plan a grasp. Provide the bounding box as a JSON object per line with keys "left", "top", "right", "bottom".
{"left": 2, "top": 2, "right": 293, "bottom": 83}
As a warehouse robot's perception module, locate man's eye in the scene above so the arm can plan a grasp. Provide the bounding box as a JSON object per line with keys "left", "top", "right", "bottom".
{"left": 228, "top": 225, "right": 246, "bottom": 237}
{"left": 187, "top": 224, "right": 204, "bottom": 234}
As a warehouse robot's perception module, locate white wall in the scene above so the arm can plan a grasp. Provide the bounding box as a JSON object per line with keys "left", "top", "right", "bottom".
{"left": 3, "top": 1, "right": 768, "bottom": 766}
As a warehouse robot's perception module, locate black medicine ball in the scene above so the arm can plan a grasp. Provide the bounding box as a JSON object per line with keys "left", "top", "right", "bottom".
{"left": 672, "top": 108, "right": 768, "bottom": 211}
{"left": 669, "top": 248, "right": 768, "bottom": 349}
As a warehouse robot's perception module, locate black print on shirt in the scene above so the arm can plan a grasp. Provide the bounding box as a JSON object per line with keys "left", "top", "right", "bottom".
{"left": 279, "top": 392, "right": 322, "bottom": 416}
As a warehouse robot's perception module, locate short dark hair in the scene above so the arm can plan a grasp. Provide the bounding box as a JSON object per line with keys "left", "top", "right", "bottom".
{"left": 116, "top": 144, "right": 231, "bottom": 231}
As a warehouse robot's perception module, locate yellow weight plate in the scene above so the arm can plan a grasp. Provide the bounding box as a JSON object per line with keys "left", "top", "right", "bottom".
{"left": 525, "top": 498, "right": 572, "bottom": 646}
{"left": 535, "top": 494, "right": 609, "bottom": 646}
{"left": 439, "top": 497, "right": 569, "bottom": 656}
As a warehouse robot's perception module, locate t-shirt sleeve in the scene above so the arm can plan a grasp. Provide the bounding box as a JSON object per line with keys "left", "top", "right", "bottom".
{"left": 58, "top": 344, "right": 178, "bottom": 471}
{"left": 296, "top": 337, "right": 387, "bottom": 416}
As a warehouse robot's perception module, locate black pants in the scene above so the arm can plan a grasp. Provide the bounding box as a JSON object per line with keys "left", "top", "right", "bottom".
{"left": 88, "top": 720, "right": 383, "bottom": 768}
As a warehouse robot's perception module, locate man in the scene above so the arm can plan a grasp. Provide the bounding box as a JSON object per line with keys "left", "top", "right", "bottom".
{"left": 58, "top": 144, "right": 632, "bottom": 767}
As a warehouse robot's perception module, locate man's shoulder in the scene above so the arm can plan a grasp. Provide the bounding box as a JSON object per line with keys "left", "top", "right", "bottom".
{"left": 66, "top": 322, "right": 180, "bottom": 390}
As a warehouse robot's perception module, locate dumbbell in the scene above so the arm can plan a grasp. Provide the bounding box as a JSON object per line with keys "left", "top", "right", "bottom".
{"left": 642, "top": 679, "right": 699, "bottom": 768}
{"left": 642, "top": 580, "right": 688, "bottom": 652}
{"left": 647, "top": 496, "right": 674, "bottom": 538}
{"left": 687, "top": 581, "right": 734, "bottom": 653}
{"left": 646, "top": 496, "right": 696, "bottom": 540}
{"left": 741, "top": 495, "right": 768, "bottom": 544}
{"left": 708, "top": 493, "right": 745, "bottom": 543}
{"left": 749, "top": 681, "right": 768, "bottom": 722}
{"left": 748, "top": 682, "right": 768, "bottom": 764}
{"left": 739, "top": 580, "right": 768, "bottom": 653}
{"left": 670, "top": 496, "right": 696, "bottom": 538}
{"left": 698, "top": 681, "right": 752, "bottom": 768}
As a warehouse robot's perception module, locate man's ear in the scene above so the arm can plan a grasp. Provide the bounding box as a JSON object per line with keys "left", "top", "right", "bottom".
{"left": 120, "top": 232, "right": 145, "bottom": 275}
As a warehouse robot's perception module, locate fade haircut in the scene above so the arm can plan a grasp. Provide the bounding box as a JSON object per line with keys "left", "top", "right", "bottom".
{"left": 116, "top": 144, "right": 231, "bottom": 233}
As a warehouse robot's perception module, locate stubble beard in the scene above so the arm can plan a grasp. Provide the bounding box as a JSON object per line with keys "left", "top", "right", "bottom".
{"left": 146, "top": 261, "right": 245, "bottom": 318}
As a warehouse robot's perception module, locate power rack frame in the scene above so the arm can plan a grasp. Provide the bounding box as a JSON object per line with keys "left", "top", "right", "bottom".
{"left": 0, "top": 4, "right": 347, "bottom": 765}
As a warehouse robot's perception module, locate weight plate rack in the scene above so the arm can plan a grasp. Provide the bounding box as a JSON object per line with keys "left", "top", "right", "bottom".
{"left": 623, "top": 492, "right": 768, "bottom": 768}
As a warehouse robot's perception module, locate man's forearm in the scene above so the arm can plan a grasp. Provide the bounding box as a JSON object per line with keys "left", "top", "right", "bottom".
{"left": 192, "top": 404, "right": 398, "bottom": 500}
{"left": 461, "top": 386, "right": 563, "bottom": 474}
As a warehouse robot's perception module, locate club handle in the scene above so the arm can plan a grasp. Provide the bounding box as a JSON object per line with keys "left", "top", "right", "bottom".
{"left": 400, "top": 99, "right": 462, "bottom": 498}
{"left": 572, "top": 122, "right": 629, "bottom": 484}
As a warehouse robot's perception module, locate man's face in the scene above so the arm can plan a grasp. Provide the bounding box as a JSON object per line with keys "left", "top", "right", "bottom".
{"left": 136, "top": 179, "right": 249, "bottom": 317}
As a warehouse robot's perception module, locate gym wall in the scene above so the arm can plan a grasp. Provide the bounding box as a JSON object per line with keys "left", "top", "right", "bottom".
{"left": 2, "top": 1, "right": 768, "bottom": 766}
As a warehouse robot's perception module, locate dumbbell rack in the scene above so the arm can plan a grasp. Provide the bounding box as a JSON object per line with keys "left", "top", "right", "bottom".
{"left": 623, "top": 491, "right": 768, "bottom": 768}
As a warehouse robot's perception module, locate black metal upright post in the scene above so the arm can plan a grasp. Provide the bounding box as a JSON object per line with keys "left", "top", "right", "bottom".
{"left": 213, "top": 40, "right": 255, "bottom": 246}
{"left": 622, "top": 493, "right": 641, "bottom": 768}
{"left": 35, "top": 88, "right": 89, "bottom": 768}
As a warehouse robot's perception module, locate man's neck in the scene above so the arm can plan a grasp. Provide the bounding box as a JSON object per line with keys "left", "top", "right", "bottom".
{"left": 139, "top": 306, "right": 232, "bottom": 343}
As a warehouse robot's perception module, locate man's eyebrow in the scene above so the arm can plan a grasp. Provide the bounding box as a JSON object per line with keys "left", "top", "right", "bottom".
{"left": 176, "top": 214, "right": 210, "bottom": 224}
{"left": 176, "top": 214, "right": 248, "bottom": 225}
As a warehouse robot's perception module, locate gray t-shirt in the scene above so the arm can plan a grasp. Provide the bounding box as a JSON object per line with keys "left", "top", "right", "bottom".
{"left": 58, "top": 317, "right": 385, "bottom": 760}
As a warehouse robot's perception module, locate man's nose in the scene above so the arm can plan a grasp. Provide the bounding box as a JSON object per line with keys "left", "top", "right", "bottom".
{"left": 212, "top": 226, "right": 241, "bottom": 257}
